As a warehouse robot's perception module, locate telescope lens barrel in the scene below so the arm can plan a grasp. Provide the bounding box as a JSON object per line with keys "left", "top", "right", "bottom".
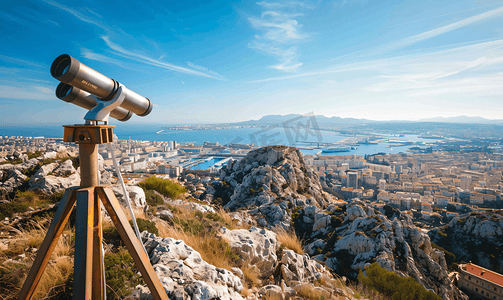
{"left": 51, "top": 54, "right": 152, "bottom": 117}
{"left": 56, "top": 83, "right": 132, "bottom": 121}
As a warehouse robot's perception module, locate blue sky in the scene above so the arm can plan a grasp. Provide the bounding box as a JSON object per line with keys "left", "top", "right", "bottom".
{"left": 1, "top": 0, "right": 503, "bottom": 125}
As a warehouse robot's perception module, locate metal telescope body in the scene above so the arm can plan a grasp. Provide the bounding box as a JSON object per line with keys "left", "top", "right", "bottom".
{"left": 16, "top": 55, "right": 167, "bottom": 300}
{"left": 51, "top": 54, "right": 152, "bottom": 122}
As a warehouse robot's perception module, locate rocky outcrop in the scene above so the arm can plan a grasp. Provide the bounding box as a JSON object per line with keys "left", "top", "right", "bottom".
{"left": 210, "top": 146, "right": 333, "bottom": 228}
{"left": 429, "top": 210, "right": 503, "bottom": 274}
{"left": 27, "top": 160, "right": 80, "bottom": 194}
{"left": 296, "top": 200, "right": 468, "bottom": 300}
{"left": 28, "top": 173, "right": 80, "bottom": 194}
{"left": 138, "top": 226, "right": 349, "bottom": 300}
{"left": 139, "top": 232, "right": 244, "bottom": 300}
{"left": 111, "top": 185, "right": 147, "bottom": 209}
{"left": 220, "top": 227, "right": 279, "bottom": 278}
{"left": 0, "top": 169, "right": 28, "bottom": 197}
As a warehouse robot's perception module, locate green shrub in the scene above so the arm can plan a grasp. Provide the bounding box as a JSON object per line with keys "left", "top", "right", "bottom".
{"left": 48, "top": 190, "right": 66, "bottom": 204}
{"left": 358, "top": 262, "right": 442, "bottom": 300}
{"left": 16, "top": 190, "right": 36, "bottom": 202}
{"left": 105, "top": 248, "right": 145, "bottom": 300}
{"left": 139, "top": 177, "right": 187, "bottom": 199}
{"left": 135, "top": 218, "right": 159, "bottom": 235}
{"left": 0, "top": 201, "right": 29, "bottom": 220}
{"left": 144, "top": 189, "right": 164, "bottom": 206}
{"left": 172, "top": 216, "right": 206, "bottom": 235}
{"left": 431, "top": 242, "right": 456, "bottom": 267}
{"left": 27, "top": 151, "right": 43, "bottom": 159}
{"left": 103, "top": 218, "right": 158, "bottom": 244}
{"left": 205, "top": 212, "right": 227, "bottom": 225}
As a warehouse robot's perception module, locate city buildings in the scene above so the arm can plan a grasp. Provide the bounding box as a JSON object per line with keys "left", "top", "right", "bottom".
{"left": 458, "top": 263, "right": 503, "bottom": 300}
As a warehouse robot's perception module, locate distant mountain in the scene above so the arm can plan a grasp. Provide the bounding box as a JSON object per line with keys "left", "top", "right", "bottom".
{"left": 227, "top": 114, "right": 503, "bottom": 127}
{"left": 250, "top": 114, "right": 376, "bottom": 125}
{"left": 418, "top": 116, "right": 503, "bottom": 124}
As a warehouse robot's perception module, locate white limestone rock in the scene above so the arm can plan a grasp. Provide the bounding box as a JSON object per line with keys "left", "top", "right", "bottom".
{"left": 259, "top": 285, "right": 284, "bottom": 300}
{"left": 0, "top": 169, "right": 28, "bottom": 196}
{"left": 52, "top": 159, "right": 76, "bottom": 177}
{"left": 28, "top": 173, "right": 80, "bottom": 194}
{"left": 280, "top": 249, "right": 324, "bottom": 286}
{"left": 111, "top": 185, "right": 147, "bottom": 209}
{"left": 220, "top": 226, "right": 279, "bottom": 277}
{"left": 346, "top": 204, "right": 367, "bottom": 221}
{"left": 28, "top": 162, "right": 58, "bottom": 186}
{"left": 140, "top": 232, "right": 244, "bottom": 300}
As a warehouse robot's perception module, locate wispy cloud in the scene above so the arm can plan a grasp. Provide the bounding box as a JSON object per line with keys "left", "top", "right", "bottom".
{"left": 42, "top": 0, "right": 226, "bottom": 80}
{"left": 101, "top": 36, "right": 227, "bottom": 80}
{"left": 0, "top": 85, "right": 55, "bottom": 100}
{"left": 0, "top": 54, "right": 46, "bottom": 68}
{"left": 251, "top": 39, "right": 503, "bottom": 90}
{"left": 337, "top": 0, "right": 368, "bottom": 8}
{"left": 187, "top": 62, "right": 222, "bottom": 78}
{"left": 256, "top": 1, "right": 311, "bottom": 9}
{"left": 384, "top": 5, "right": 503, "bottom": 52}
{"left": 249, "top": 2, "right": 310, "bottom": 72}
{"left": 364, "top": 40, "right": 503, "bottom": 97}
{"left": 42, "top": 0, "right": 108, "bottom": 30}
{"left": 80, "top": 49, "right": 128, "bottom": 69}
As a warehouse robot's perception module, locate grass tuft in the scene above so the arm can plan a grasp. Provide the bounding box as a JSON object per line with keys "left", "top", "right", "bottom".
{"left": 139, "top": 176, "right": 187, "bottom": 199}
{"left": 275, "top": 226, "right": 304, "bottom": 254}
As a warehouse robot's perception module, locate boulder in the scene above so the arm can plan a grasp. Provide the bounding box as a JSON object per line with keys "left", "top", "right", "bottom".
{"left": 52, "top": 159, "right": 76, "bottom": 177}
{"left": 219, "top": 146, "right": 332, "bottom": 229}
{"left": 139, "top": 232, "right": 244, "bottom": 300}
{"left": 0, "top": 169, "right": 28, "bottom": 196}
{"left": 111, "top": 185, "right": 147, "bottom": 209}
{"left": 220, "top": 227, "right": 279, "bottom": 277}
{"left": 158, "top": 210, "right": 174, "bottom": 222}
{"left": 259, "top": 285, "right": 284, "bottom": 300}
{"left": 28, "top": 173, "right": 80, "bottom": 194}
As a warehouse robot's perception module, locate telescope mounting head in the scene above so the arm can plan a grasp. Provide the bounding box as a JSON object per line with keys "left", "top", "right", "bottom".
{"left": 84, "top": 84, "right": 127, "bottom": 125}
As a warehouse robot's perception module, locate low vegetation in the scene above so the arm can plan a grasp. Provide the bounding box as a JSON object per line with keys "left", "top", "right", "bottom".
{"left": 275, "top": 226, "right": 304, "bottom": 255}
{"left": 358, "top": 262, "right": 442, "bottom": 300}
{"left": 144, "top": 189, "right": 164, "bottom": 206}
{"left": 104, "top": 248, "right": 145, "bottom": 300}
{"left": 138, "top": 176, "right": 187, "bottom": 199}
{"left": 0, "top": 218, "right": 74, "bottom": 299}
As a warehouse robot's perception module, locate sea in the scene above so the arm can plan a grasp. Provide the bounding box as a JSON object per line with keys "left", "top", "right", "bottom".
{"left": 0, "top": 124, "right": 432, "bottom": 157}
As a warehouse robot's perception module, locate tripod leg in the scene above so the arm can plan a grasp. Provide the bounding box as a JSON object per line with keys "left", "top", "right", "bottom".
{"left": 96, "top": 186, "right": 168, "bottom": 300}
{"left": 92, "top": 189, "right": 104, "bottom": 299}
{"left": 18, "top": 187, "right": 78, "bottom": 300}
{"left": 73, "top": 188, "right": 96, "bottom": 300}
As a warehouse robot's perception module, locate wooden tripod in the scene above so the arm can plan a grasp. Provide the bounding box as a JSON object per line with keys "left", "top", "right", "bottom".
{"left": 18, "top": 125, "right": 167, "bottom": 300}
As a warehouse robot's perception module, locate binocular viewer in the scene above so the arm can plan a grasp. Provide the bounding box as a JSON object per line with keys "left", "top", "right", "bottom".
{"left": 51, "top": 54, "right": 152, "bottom": 122}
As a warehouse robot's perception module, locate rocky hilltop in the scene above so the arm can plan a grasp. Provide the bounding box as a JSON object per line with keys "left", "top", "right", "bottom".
{"left": 292, "top": 200, "right": 468, "bottom": 300}
{"left": 429, "top": 210, "right": 503, "bottom": 274}
{"left": 1, "top": 146, "right": 473, "bottom": 300}
{"left": 210, "top": 146, "right": 332, "bottom": 228}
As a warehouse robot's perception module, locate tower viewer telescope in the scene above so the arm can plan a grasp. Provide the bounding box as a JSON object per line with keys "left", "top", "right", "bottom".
{"left": 51, "top": 54, "right": 152, "bottom": 120}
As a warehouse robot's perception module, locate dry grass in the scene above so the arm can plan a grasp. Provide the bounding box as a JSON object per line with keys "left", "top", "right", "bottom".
{"left": 240, "top": 262, "right": 261, "bottom": 288}
{"left": 158, "top": 220, "right": 237, "bottom": 272}
{"left": 275, "top": 226, "right": 304, "bottom": 254}
{"left": 296, "top": 283, "right": 336, "bottom": 300}
{"left": 351, "top": 282, "right": 390, "bottom": 300}
{"left": 155, "top": 203, "right": 262, "bottom": 298}
{"left": 0, "top": 218, "right": 74, "bottom": 299}
{"left": 213, "top": 207, "right": 251, "bottom": 230}
{"left": 263, "top": 294, "right": 284, "bottom": 300}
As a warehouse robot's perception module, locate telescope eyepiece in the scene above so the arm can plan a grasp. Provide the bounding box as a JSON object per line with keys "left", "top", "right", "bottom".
{"left": 51, "top": 54, "right": 152, "bottom": 117}
{"left": 56, "top": 83, "right": 133, "bottom": 122}
{"left": 56, "top": 83, "right": 73, "bottom": 101}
